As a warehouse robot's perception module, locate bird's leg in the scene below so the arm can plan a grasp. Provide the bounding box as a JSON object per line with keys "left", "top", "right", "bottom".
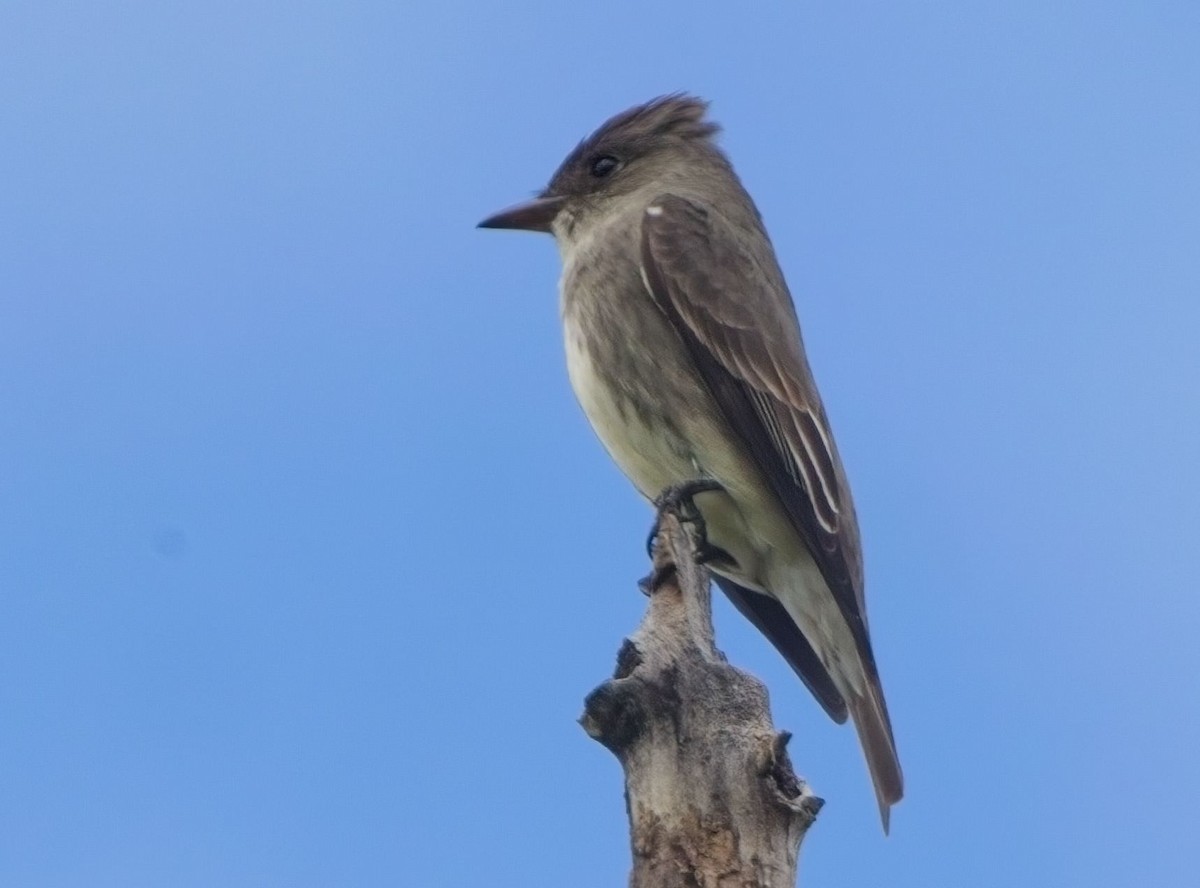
{"left": 643, "top": 478, "right": 724, "bottom": 555}
{"left": 639, "top": 479, "right": 733, "bottom": 594}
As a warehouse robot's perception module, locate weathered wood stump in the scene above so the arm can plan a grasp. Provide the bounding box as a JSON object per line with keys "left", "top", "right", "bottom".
{"left": 581, "top": 512, "right": 822, "bottom": 888}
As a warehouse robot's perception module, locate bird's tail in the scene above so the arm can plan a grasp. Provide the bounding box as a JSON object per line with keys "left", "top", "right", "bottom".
{"left": 767, "top": 573, "right": 903, "bottom": 831}
{"left": 844, "top": 665, "right": 904, "bottom": 833}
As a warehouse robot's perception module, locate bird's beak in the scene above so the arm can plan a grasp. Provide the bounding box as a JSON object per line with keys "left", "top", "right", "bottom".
{"left": 477, "top": 195, "right": 566, "bottom": 233}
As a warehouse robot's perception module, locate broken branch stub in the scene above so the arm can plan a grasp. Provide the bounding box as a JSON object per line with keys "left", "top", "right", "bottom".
{"left": 581, "top": 513, "right": 821, "bottom": 888}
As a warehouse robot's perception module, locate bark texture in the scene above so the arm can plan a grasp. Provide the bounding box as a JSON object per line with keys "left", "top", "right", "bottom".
{"left": 581, "top": 513, "right": 822, "bottom": 888}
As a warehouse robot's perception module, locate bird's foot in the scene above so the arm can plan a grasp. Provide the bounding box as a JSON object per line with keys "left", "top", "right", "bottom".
{"left": 643, "top": 479, "right": 725, "bottom": 556}
{"left": 639, "top": 478, "right": 731, "bottom": 595}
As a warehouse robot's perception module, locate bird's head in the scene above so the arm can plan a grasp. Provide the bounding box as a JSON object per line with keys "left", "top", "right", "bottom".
{"left": 478, "top": 94, "right": 726, "bottom": 239}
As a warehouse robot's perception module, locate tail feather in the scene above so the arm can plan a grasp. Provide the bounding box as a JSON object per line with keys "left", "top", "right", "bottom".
{"left": 752, "top": 570, "right": 903, "bottom": 831}
{"left": 846, "top": 674, "right": 904, "bottom": 833}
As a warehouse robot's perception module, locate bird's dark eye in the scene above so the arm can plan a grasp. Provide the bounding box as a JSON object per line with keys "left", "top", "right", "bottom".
{"left": 590, "top": 155, "right": 620, "bottom": 178}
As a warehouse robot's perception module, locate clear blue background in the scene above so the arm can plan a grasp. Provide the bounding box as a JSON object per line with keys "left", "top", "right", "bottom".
{"left": 3, "top": 3, "right": 1198, "bottom": 885}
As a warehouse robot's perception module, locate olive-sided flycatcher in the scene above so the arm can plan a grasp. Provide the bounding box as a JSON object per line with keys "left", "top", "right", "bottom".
{"left": 478, "top": 95, "right": 903, "bottom": 830}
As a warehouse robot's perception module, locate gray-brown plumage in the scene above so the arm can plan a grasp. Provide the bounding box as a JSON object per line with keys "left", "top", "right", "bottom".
{"left": 479, "top": 94, "right": 903, "bottom": 830}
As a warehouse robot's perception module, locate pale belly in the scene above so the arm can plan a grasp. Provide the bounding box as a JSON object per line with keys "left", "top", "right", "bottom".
{"left": 562, "top": 309, "right": 773, "bottom": 586}
{"left": 562, "top": 313, "right": 694, "bottom": 500}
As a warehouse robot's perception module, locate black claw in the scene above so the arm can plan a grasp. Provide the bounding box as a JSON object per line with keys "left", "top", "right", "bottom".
{"left": 653, "top": 479, "right": 725, "bottom": 515}
{"left": 658, "top": 479, "right": 724, "bottom": 554}
{"left": 645, "top": 480, "right": 723, "bottom": 559}
{"left": 645, "top": 519, "right": 660, "bottom": 559}
{"left": 639, "top": 478, "right": 733, "bottom": 592}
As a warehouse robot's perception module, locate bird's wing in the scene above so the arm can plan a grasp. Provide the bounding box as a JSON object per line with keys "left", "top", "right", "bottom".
{"left": 639, "top": 193, "right": 873, "bottom": 669}
{"left": 643, "top": 190, "right": 902, "bottom": 830}
{"left": 641, "top": 194, "right": 903, "bottom": 826}
{"left": 713, "top": 576, "right": 847, "bottom": 723}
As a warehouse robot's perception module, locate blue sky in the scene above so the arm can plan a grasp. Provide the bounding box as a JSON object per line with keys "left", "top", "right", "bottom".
{"left": 2, "top": 3, "right": 1198, "bottom": 885}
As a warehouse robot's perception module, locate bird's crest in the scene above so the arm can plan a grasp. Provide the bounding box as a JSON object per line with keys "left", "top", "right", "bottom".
{"left": 585, "top": 94, "right": 720, "bottom": 147}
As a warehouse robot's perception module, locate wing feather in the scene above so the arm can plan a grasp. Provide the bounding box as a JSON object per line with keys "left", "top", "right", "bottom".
{"left": 639, "top": 194, "right": 872, "bottom": 661}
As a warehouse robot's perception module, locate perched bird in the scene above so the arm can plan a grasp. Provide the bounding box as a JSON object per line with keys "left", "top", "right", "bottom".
{"left": 479, "top": 95, "right": 902, "bottom": 830}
